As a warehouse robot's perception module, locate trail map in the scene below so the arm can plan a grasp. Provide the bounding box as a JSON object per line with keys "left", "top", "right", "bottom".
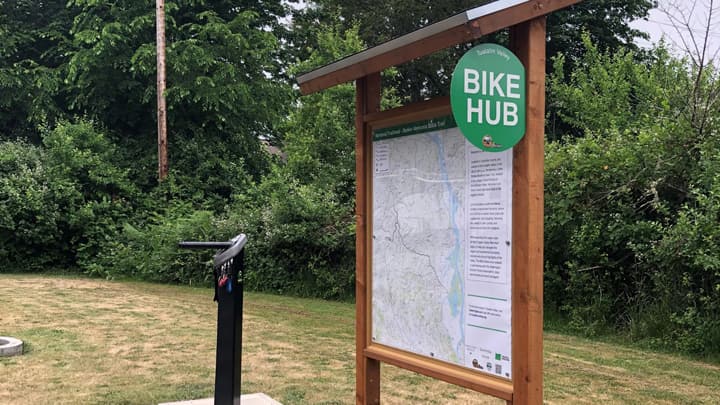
{"left": 371, "top": 116, "right": 513, "bottom": 379}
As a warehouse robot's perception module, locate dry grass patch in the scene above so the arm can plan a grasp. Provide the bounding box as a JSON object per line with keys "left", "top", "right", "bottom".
{"left": 544, "top": 334, "right": 720, "bottom": 404}
{"left": 1, "top": 274, "right": 718, "bottom": 404}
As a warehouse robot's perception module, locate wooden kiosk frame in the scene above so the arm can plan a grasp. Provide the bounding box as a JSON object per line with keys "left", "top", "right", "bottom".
{"left": 297, "top": 1, "right": 581, "bottom": 404}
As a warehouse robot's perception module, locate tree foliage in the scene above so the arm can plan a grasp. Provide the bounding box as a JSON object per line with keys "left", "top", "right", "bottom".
{"left": 547, "top": 35, "right": 690, "bottom": 138}
{"left": 294, "top": 0, "right": 654, "bottom": 102}
{"left": 0, "top": 0, "right": 74, "bottom": 140}
{"left": 66, "top": 0, "right": 291, "bottom": 186}
{"left": 0, "top": 121, "right": 134, "bottom": 271}
{"left": 1, "top": 0, "right": 719, "bottom": 357}
{"left": 224, "top": 25, "right": 367, "bottom": 299}
{"left": 545, "top": 39, "right": 720, "bottom": 354}
{"left": 546, "top": 0, "right": 654, "bottom": 69}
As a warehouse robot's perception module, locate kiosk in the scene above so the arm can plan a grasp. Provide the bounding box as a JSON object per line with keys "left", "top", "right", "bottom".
{"left": 297, "top": 1, "right": 581, "bottom": 404}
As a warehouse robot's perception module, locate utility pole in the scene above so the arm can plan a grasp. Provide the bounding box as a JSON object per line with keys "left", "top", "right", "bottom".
{"left": 156, "top": 0, "right": 168, "bottom": 181}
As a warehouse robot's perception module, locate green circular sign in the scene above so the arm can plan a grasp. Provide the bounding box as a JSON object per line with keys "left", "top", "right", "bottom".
{"left": 450, "top": 43, "right": 526, "bottom": 152}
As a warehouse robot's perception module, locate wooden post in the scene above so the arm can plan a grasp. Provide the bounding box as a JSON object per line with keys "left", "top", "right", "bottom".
{"left": 509, "top": 16, "right": 547, "bottom": 405}
{"left": 156, "top": 0, "right": 168, "bottom": 181}
{"left": 355, "top": 73, "right": 381, "bottom": 405}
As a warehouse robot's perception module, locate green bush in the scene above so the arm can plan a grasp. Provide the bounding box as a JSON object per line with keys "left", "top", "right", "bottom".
{"left": 90, "top": 203, "right": 219, "bottom": 284}
{"left": 213, "top": 25, "right": 366, "bottom": 300}
{"left": 0, "top": 140, "right": 73, "bottom": 270}
{"left": 545, "top": 128, "right": 671, "bottom": 334}
{"left": 221, "top": 171, "right": 356, "bottom": 300}
{"left": 641, "top": 174, "right": 720, "bottom": 355}
{"left": 0, "top": 120, "right": 134, "bottom": 272}
{"left": 544, "top": 38, "right": 720, "bottom": 354}
{"left": 158, "top": 136, "right": 256, "bottom": 213}
{"left": 42, "top": 120, "right": 137, "bottom": 271}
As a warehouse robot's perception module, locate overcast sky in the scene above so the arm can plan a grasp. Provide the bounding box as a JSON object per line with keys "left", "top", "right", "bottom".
{"left": 286, "top": 1, "right": 719, "bottom": 63}
{"left": 630, "top": 0, "right": 720, "bottom": 62}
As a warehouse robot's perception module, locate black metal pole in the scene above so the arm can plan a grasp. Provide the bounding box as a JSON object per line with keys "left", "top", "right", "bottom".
{"left": 178, "top": 241, "right": 233, "bottom": 249}
{"left": 178, "top": 235, "right": 246, "bottom": 405}
{"left": 214, "top": 250, "right": 244, "bottom": 405}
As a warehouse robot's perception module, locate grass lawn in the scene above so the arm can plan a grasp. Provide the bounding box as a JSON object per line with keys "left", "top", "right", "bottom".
{"left": 1, "top": 274, "right": 719, "bottom": 404}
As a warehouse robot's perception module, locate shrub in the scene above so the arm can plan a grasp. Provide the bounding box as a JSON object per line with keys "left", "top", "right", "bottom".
{"left": 545, "top": 129, "right": 670, "bottom": 334}
{"left": 90, "top": 203, "right": 219, "bottom": 284}
{"left": 0, "top": 120, "right": 135, "bottom": 272}
{"left": 42, "top": 120, "right": 136, "bottom": 271}
{"left": 544, "top": 38, "right": 720, "bottom": 355}
{"left": 0, "top": 140, "right": 74, "bottom": 270}
{"left": 221, "top": 171, "right": 356, "bottom": 300}
{"left": 642, "top": 174, "right": 720, "bottom": 355}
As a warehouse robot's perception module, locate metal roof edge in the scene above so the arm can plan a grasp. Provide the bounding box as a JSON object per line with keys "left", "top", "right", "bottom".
{"left": 466, "top": 0, "right": 530, "bottom": 20}
{"left": 296, "top": 1, "right": 532, "bottom": 86}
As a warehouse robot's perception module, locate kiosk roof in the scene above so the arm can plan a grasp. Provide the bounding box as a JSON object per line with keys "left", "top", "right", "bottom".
{"left": 296, "top": 0, "right": 580, "bottom": 95}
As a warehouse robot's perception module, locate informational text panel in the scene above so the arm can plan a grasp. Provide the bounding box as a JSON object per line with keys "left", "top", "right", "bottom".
{"left": 371, "top": 116, "right": 513, "bottom": 379}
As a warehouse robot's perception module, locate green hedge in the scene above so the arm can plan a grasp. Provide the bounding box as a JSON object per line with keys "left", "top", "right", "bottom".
{"left": 0, "top": 121, "right": 133, "bottom": 271}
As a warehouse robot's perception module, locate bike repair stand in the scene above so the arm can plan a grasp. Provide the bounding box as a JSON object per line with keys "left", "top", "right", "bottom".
{"left": 171, "top": 235, "right": 281, "bottom": 405}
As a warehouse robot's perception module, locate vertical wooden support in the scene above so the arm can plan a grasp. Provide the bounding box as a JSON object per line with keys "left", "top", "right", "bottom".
{"left": 509, "top": 16, "right": 546, "bottom": 405}
{"left": 156, "top": 0, "right": 168, "bottom": 181}
{"left": 355, "top": 73, "right": 381, "bottom": 405}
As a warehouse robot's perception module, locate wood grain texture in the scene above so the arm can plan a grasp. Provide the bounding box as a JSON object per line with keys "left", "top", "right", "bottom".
{"left": 364, "top": 96, "right": 451, "bottom": 127}
{"left": 509, "top": 16, "right": 546, "bottom": 405}
{"left": 366, "top": 345, "right": 514, "bottom": 401}
{"left": 156, "top": 0, "right": 168, "bottom": 181}
{"left": 298, "top": 0, "right": 580, "bottom": 95}
{"left": 355, "top": 73, "right": 382, "bottom": 405}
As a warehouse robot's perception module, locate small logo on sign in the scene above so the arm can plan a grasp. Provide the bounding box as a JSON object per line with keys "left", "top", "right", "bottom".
{"left": 482, "top": 135, "right": 503, "bottom": 149}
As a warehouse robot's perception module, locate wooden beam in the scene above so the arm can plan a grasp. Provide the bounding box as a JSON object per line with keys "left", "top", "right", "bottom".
{"left": 509, "top": 16, "right": 546, "bottom": 405}
{"left": 364, "top": 96, "right": 450, "bottom": 125}
{"left": 298, "top": 0, "right": 580, "bottom": 95}
{"left": 300, "top": 25, "right": 471, "bottom": 95}
{"left": 365, "top": 345, "right": 513, "bottom": 401}
{"left": 355, "top": 73, "right": 381, "bottom": 405}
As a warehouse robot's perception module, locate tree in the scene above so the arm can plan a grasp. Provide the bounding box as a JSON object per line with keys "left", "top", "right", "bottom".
{"left": 659, "top": 0, "right": 719, "bottom": 138}
{"left": 295, "top": 0, "right": 654, "bottom": 102}
{"left": 66, "top": 0, "right": 292, "bottom": 192}
{"left": 0, "top": 0, "right": 75, "bottom": 141}
{"left": 546, "top": 0, "right": 655, "bottom": 71}
{"left": 544, "top": 34, "right": 720, "bottom": 353}
{"left": 230, "top": 25, "right": 399, "bottom": 299}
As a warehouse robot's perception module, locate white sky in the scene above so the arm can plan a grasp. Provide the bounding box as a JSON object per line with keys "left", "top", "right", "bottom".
{"left": 630, "top": 0, "right": 720, "bottom": 63}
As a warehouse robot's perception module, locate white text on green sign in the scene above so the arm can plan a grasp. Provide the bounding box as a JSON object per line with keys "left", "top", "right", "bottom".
{"left": 450, "top": 44, "right": 526, "bottom": 152}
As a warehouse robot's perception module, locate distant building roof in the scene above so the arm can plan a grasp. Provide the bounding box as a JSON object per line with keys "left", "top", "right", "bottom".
{"left": 261, "top": 139, "right": 287, "bottom": 162}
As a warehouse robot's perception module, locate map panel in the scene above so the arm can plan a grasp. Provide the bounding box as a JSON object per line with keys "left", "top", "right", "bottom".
{"left": 371, "top": 116, "right": 513, "bottom": 379}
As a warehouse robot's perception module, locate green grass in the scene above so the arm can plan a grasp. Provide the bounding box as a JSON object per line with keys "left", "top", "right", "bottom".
{"left": 1, "top": 274, "right": 719, "bottom": 404}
